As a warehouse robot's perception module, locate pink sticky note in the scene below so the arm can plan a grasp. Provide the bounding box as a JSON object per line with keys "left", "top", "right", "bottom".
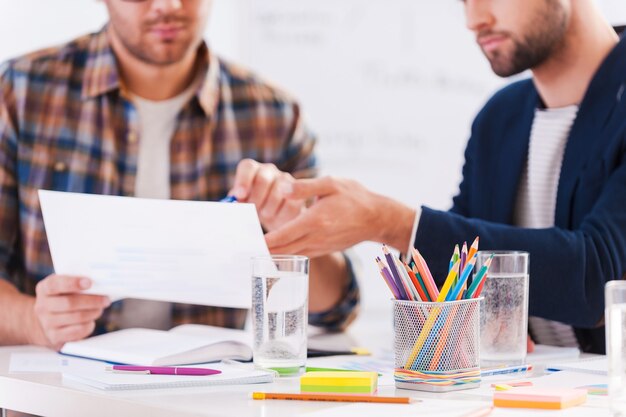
{"left": 494, "top": 388, "right": 587, "bottom": 409}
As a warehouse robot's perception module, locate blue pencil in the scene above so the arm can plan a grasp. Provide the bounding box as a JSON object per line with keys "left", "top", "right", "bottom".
{"left": 446, "top": 254, "right": 477, "bottom": 301}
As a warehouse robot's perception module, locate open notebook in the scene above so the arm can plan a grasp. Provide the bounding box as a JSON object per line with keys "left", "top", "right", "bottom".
{"left": 63, "top": 363, "right": 273, "bottom": 391}
{"left": 61, "top": 324, "right": 252, "bottom": 366}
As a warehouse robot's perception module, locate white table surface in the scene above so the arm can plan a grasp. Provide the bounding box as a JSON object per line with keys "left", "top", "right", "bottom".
{"left": 0, "top": 309, "right": 612, "bottom": 417}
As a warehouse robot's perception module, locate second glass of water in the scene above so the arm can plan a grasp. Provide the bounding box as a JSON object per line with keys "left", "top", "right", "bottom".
{"left": 477, "top": 251, "right": 529, "bottom": 366}
{"left": 607, "top": 280, "right": 626, "bottom": 416}
{"left": 251, "top": 255, "right": 309, "bottom": 376}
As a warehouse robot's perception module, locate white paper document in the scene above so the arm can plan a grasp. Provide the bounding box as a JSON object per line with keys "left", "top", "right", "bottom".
{"left": 62, "top": 362, "right": 274, "bottom": 391}
{"left": 39, "top": 191, "right": 270, "bottom": 308}
{"left": 9, "top": 352, "right": 104, "bottom": 373}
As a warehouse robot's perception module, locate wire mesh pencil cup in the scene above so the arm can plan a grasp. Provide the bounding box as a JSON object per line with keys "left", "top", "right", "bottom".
{"left": 393, "top": 298, "right": 482, "bottom": 392}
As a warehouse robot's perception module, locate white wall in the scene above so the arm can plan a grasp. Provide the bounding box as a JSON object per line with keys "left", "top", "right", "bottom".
{"left": 1, "top": 1, "right": 625, "bottom": 313}
{"left": 597, "top": 0, "right": 626, "bottom": 25}
{"left": 235, "top": 0, "right": 505, "bottom": 311}
{"left": 0, "top": 0, "right": 241, "bottom": 63}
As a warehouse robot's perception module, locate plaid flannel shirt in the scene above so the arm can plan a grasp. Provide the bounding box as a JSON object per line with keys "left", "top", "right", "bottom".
{"left": 0, "top": 28, "right": 359, "bottom": 333}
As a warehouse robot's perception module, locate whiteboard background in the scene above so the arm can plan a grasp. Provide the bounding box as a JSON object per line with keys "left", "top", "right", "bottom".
{"left": 1, "top": 0, "right": 625, "bottom": 312}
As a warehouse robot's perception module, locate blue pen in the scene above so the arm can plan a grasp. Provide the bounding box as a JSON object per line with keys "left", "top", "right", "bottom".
{"left": 481, "top": 364, "right": 533, "bottom": 377}
{"left": 220, "top": 195, "right": 238, "bottom": 203}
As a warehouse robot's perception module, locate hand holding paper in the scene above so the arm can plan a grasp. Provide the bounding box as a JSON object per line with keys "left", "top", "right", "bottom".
{"left": 39, "top": 191, "right": 270, "bottom": 308}
{"left": 32, "top": 275, "right": 110, "bottom": 349}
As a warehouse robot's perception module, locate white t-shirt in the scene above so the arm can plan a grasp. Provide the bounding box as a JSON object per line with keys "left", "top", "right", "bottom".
{"left": 514, "top": 105, "right": 580, "bottom": 348}
{"left": 116, "top": 82, "right": 199, "bottom": 330}
{"left": 133, "top": 85, "right": 199, "bottom": 200}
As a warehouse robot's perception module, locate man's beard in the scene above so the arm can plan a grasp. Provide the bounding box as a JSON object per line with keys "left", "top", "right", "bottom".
{"left": 485, "top": 1, "right": 568, "bottom": 77}
{"left": 121, "top": 17, "right": 194, "bottom": 66}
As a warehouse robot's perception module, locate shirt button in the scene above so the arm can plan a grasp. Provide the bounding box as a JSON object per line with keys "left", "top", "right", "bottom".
{"left": 127, "top": 131, "right": 139, "bottom": 144}
{"left": 53, "top": 161, "right": 67, "bottom": 172}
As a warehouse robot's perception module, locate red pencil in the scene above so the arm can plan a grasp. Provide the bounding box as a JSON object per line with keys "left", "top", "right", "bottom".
{"left": 404, "top": 263, "right": 428, "bottom": 302}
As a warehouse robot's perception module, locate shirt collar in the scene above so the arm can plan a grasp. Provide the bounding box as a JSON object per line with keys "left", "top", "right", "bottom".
{"left": 81, "top": 27, "right": 121, "bottom": 100}
{"left": 81, "top": 27, "right": 220, "bottom": 119}
{"left": 194, "top": 43, "right": 221, "bottom": 118}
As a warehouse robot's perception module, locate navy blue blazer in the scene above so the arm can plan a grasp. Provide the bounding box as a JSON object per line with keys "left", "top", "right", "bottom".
{"left": 415, "top": 36, "right": 626, "bottom": 352}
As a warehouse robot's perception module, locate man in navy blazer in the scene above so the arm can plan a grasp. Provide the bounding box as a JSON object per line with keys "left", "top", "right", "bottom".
{"left": 265, "top": 0, "right": 626, "bottom": 352}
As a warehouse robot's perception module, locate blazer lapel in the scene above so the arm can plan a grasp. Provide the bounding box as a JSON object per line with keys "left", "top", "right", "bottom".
{"left": 555, "top": 36, "right": 626, "bottom": 228}
{"left": 492, "top": 87, "right": 538, "bottom": 223}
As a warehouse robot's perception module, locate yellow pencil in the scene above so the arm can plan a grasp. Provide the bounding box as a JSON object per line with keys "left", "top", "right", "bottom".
{"left": 437, "top": 259, "right": 460, "bottom": 302}
{"left": 404, "top": 303, "right": 443, "bottom": 369}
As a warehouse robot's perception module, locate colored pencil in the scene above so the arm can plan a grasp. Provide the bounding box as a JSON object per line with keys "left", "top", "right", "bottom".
{"left": 465, "top": 254, "right": 493, "bottom": 299}
{"left": 448, "top": 244, "right": 458, "bottom": 273}
{"left": 395, "top": 257, "right": 420, "bottom": 301}
{"left": 411, "top": 248, "right": 439, "bottom": 300}
{"left": 466, "top": 237, "right": 479, "bottom": 287}
{"left": 467, "top": 237, "right": 480, "bottom": 263}
{"left": 429, "top": 303, "right": 460, "bottom": 370}
{"left": 436, "top": 259, "right": 460, "bottom": 302}
{"left": 450, "top": 244, "right": 460, "bottom": 285}
{"left": 460, "top": 242, "right": 468, "bottom": 275}
{"left": 448, "top": 252, "right": 478, "bottom": 301}
{"left": 376, "top": 258, "right": 401, "bottom": 299}
{"left": 404, "top": 264, "right": 429, "bottom": 302}
{"left": 383, "top": 245, "right": 408, "bottom": 300}
{"left": 404, "top": 301, "right": 447, "bottom": 368}
{"left": 412, "top": 265, "right": 431, "bottom": 301}
{"left": 252, "top": 392, "right": 418, "bottom": 404}
{"left": 392, "top": 258, "right": 416, "bottom": 301}
{"left": 460, "top": 406, "right": 494, "bottom": 417}
{"left": 474, "top": 272, "right": 489, "bottom": 297}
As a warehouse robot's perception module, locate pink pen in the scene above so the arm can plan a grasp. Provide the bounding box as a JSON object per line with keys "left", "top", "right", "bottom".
{"left": 107, "top": 365, "right": 221, "bottom": 376}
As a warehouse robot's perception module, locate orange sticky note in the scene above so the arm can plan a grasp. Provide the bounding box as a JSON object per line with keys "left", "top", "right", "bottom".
{"left": 494, "top": 388, "right": 587, "bottom": 409}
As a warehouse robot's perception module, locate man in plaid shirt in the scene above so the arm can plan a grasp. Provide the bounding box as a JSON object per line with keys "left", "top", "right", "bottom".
{"left": 0, "top": 0, "right": 359, "bottom": 349}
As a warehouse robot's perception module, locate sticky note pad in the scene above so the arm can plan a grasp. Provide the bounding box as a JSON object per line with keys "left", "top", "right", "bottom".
{"left": 300, "top": 371, "right": 378, "bottom": 394}
{"left": 494, "top": 388, "right": 587, "bottom": 409}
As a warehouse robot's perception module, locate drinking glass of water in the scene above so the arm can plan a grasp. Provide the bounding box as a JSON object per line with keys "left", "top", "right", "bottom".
{"left": 251, "top": 255, "right": 309, "bottom": 376}
{"left": 477, "top": 251, "right": 529, "bottom": 366}
{"left": 607, "top": 280, "right": 626, "bottom": 416}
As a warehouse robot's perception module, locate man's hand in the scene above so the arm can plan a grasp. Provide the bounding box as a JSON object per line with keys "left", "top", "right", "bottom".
{"left": 32, "top": 275, "right": 110, "bottom": 350}
{"left": 229, "top": 159, "right": 304, "bottom": 232}
{"left": 265, "top": 176, "right": 416, "bottom": 258}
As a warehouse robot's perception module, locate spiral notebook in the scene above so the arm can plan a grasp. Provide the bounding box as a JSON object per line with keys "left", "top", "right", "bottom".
{"left": 62, "top": 363, "right": 274, "bottom": 391}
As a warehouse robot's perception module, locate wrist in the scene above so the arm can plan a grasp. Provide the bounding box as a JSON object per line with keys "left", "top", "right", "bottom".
{"left": 376, "top": 197, "right": 416, "bottom": 252}
{"left": 22, "top": 296, "right": 48, "bottom": 346}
